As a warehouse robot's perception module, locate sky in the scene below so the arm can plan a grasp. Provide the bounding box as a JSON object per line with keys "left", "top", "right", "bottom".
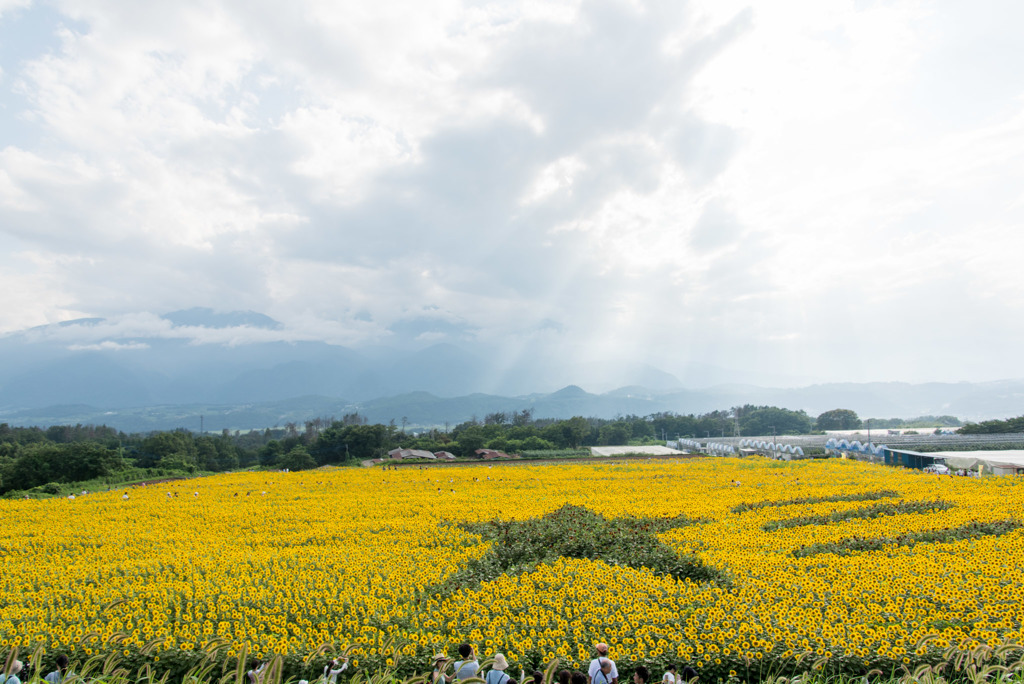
{"left": 1, "top": 0, "right": 1023, "bottom": 388}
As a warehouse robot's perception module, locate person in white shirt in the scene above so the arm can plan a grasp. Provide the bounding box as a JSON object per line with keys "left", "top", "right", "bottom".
{"left": 247, "top": 661, "right": 268, "bottom": 684}
{"left": 587, "top": 644, "right": 618, "bottom": 684}
{"left": 661, "top": 665, "right": 676, "bottom": 684}
{"left": 322, "top": 658, "right": 349, "bottom": 684}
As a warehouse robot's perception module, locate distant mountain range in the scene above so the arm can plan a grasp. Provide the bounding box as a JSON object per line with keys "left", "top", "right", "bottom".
{"left": 2, "top": 308, "right": 1023, "bottom": 432}
{"left": 3, "top": 380, "right": 1024, "bottom": 434}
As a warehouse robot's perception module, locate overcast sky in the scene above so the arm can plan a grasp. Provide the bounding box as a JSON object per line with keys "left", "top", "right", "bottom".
{"left": 1, "top": 0, "right": 1023, "bottom": 387}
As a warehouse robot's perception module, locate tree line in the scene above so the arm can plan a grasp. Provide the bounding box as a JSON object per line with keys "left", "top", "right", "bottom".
{"left": 957, "top": 414, "right": 1024, "bottom": 434}
{"left": 1, "top": 405, "right": 973, "bottom": 495}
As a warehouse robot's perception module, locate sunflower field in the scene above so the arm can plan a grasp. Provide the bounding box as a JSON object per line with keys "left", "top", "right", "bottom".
{"left": 1, "top": 457, "right": 1023, "bottom": 682}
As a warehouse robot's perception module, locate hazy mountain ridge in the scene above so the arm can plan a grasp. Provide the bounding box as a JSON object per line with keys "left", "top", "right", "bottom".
{"left": 3, "top": 311, "right": 1024, "bottom": 431}
{"left": 3, "top": 380, "right": 1024, "bottom": 433}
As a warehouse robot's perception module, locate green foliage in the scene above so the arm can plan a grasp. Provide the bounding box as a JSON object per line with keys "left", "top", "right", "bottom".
{"left": 437, "top": 504, "right": 725, "bottom": 592}
{"left": 453, "top": 425, "right": 486, "bottom": 457}
{"left": 279, "top": 445, "right": 316, "bottom": 471}
{"left": 195, "top": 436, "right": 239, "bottom": 472}
{"left": 139, "top": 431, "right": 198, "bottom": 469}
{"left": 903, "top": 415, "right": 962, "bottom": 428}
{"left": 815, "top": 409, "right": 862, "bottom": 431}
{"left": 792, "top": 519, "right": 1024, "bottom": 557}
{"left": 958, "top": 414, "right": 1024, "bottom": 434}
{"left": 737, "top": 406, "right": 813, "bottom": 436}
{"left": 598, "top": 422, "right": 631, "bottom": 446}
{"left": 864, "top": 415, "right": 963, "bottom": 429}
{"left": 259, "top": 440, "right": 284, "bottom": 467}
{"left": 312, "top": 423, "right": 391, "bottom": 463}
{"left": 1, "top": 467, "right": 194, "bottom": 499}
{"left": 0, "top": 441, "right": 124, "bottom": 494}
{"left": 763, "top": 500, "right": 955, "bottom": 531}
{"left": 732, "top": 489, "right": 900, "bottom": 514}
{"left": 560, "top": 417, "right": 590, "bottom": 449}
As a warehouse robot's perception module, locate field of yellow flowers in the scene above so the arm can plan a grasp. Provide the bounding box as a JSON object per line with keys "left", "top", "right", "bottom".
{"left": 1, "top": 457, "right": 1022, "bottom": 681}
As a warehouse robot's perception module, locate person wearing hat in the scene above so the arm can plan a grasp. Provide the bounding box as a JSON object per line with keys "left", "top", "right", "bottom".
{"left": 432, "top": 654, "right": 450, "bottom": 684}
{"left": 587, "top": 644, "right": 618, "bottom": 684}
{"left": 485, "top": 654, "right": 511, "bottom": 684}
{"left": 3, "top": 660, "right": 23, "bottom": 684}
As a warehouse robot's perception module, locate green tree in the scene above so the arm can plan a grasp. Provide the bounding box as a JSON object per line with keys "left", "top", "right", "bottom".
{"left": 8, "top": 443, "right": 59, "bottom": 490}
{"left": 280, "top": 445, "right": 316, "bottom": 471}
{"left": 3, "top": 442, "right": 122, "bottom": 492}
{"left": 815, "top": 409, "right": 862, "bottom": 430}
{"left": 739, "top": 407, "right": 813, "bottom": 436}
{"left": 60, "top": 442, "right": 123, "bottom": 481}
{"left": 455, "top": 425, "right": 486, "bottom": 457}
{"left": 312, "top": 423, "right": 390, "bottom": 463}
{"left": 259, "top": 440, "right": 284, "bottom": 467}
{"left": 521, "top": 436, "right": 555, "bottom": 451}
{"left": 196, "top": 435, "right": 238, "bottom": 471}
{"left": 561, "top": 417, "right": 590, "bottom": 449}
{"left": 599, "top": 422, "right": 631, "bottom": 446}
{"left": 138, "top": 431, "right": 197, "bottom": 468}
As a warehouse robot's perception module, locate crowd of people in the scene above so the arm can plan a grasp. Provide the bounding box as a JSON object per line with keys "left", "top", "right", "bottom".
{"left": 428, "top": 643, "right": 697, "bottom": 684}
{"left": 247, "top": 656, "right": 350, "bottom": 684}
{"left": 2, "top": 655, "right": 71, "bottom": 684}
{"left": 3, "top": 644, "right": 698, "bottom": 684}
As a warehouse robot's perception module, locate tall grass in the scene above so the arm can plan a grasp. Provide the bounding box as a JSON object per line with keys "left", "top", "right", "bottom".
{"left": 4, "top": 639, "right": 1022, "bottom": 684}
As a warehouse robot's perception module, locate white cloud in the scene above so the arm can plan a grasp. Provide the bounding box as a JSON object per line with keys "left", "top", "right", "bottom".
{"left": 67, "top": 340, "right": 149, "bottom": 351}
{"left": 520, "top": 155, "right": 586, "bottom": 205}
{"left": 1, "top": 0, "right": 1024, "bottom": 386}
{"left": 0, "top": 0, "right": 31, "bottom": 19}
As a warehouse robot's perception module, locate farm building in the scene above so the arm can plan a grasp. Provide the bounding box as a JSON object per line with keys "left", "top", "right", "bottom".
{"left": 387, "top": 448, "right": 436, "bottom": 460}
{"left": 882, "top": 447, "right": 1024, "bottom": 476}
{"left": 882, "top": 448, "right": 944, "bottom": 470}
{"left": 475, "top": 448, "right": 516, "bottom": 460}
{"left": 929, "top": 450, "right": 1024, "bottom": 476}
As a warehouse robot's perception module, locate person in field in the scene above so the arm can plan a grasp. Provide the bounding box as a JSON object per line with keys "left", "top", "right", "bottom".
{"left": 247, "top": 660, "right": 268, "bottom": 684}
{"left": 633, "top": 667, "right": 649, "bottom": 684}
{"left": 452, "top": 644, "right": 479, "bottom": 681}
{"left": 3, "top": 661, "right": 23, "bottom": 684}
{"left": 587, "top": 644, "right": 618, "bottom": 684}
{"left": 431, "top": 654, "right": 450, "bottom": 684}
{"left": 44, "top": 655, "right": 70, "bottom": 684}
{"left": 484, "top": 654, "right": 511, "bottom": 684}
{"left": 322, "top": 657, "right": 349, "bottom": 684}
